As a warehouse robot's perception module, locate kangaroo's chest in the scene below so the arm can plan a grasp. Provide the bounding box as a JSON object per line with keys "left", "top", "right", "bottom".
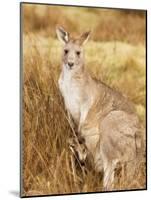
{"left": 58, "top": 71, "right": 81, "bottom": 122}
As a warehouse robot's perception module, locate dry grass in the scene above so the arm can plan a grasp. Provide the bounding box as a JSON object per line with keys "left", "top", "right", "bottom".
{"left": 23, "top": 4, "right": 146, "bottom": 44}
{"left": 21, "top": 3, "right": 146, "bottom": 196}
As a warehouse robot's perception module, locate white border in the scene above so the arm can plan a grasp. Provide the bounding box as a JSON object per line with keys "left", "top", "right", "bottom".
{"left": 0, "top": 0, "right": 150, "bottom": 199}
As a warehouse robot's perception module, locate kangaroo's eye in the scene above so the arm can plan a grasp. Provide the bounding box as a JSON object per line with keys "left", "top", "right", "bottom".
{"left": 64, "top": 49, "right": 69, "bottom": 55}
{"left": 76, "top": 51, "right": 81, "bottom": 56}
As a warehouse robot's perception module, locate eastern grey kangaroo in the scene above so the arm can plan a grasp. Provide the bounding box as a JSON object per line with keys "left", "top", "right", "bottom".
{"left": 56, "top": 26, "right": 142, "bottom": 190}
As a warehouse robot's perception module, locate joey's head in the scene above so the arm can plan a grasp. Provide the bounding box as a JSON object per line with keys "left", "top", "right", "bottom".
{"left": 68, "top": 136, "right": 88, "bottom": 166}
{"left": 56, "top": 26, "right": 91, "bottom": 71}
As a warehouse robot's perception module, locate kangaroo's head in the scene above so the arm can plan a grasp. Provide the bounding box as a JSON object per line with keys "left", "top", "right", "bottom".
{"left": 56, "top": 26, "right": 91, "bottom": 71}
{"left": 68, "top": 136, "right": 88, "bottom": 166}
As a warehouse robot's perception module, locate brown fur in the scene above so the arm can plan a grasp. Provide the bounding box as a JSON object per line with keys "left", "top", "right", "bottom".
{"left": 56, "top": 26, "right": 143, "bottom": 190}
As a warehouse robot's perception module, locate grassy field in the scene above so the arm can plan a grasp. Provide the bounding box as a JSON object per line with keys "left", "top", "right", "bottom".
{"left": 22, "top": 4, "right": 146, "bottom": 196}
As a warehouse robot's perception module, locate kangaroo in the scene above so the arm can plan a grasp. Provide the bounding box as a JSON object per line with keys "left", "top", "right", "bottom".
{"left": 56, "top": 26, "right": 142, "bottom": 190}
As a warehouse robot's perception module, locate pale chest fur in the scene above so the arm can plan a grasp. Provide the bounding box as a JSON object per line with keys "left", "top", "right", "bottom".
{"left": 58, "top": 66, "right": 93, "bottom": 124}
{"left": 58, "top": 68, "right": 81, "bottom": 123}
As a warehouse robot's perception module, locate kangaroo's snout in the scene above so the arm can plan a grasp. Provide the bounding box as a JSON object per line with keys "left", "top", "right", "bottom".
{"left": 68, "top": 62, "right": 74, "bottom": 68}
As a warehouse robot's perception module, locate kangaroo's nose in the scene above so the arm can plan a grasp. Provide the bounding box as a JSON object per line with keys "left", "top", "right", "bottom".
{"left": 68, "top": 62, "right": 74, "bottom": 68}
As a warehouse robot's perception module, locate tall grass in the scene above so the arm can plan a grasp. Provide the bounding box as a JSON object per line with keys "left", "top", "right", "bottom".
{"left": 22, "top": 4, "right": 146, "bottom": 196}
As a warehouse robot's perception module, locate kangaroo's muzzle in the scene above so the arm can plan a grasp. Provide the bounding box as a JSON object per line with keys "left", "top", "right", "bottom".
{"left": 68, "top": 62, "right": 74, "bottom": 69}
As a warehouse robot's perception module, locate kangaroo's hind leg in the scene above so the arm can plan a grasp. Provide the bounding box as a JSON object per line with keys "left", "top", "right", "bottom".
{"left": 103, "top": 159, "right": 118, "bottom": 191}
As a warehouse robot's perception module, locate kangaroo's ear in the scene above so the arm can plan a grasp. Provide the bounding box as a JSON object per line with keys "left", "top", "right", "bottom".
{"left": 56, "top": 26, "right": 69, "bottom": 44}
{"left": 79, "top": 30, "right": 91, "bottom": 45}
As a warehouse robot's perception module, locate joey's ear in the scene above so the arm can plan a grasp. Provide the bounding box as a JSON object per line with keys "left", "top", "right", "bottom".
{"left": 79, "top": 30, "right": 91, "bottom": 45}
{"left": 56, "top": 26, "right": 69, "bottom": 44}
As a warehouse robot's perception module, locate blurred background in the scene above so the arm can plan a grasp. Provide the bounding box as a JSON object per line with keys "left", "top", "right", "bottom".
{"left": 23, "top": 4, "right": 146, "bottom": 44}
{"left": 22, "top": 3, "right": 146, "bottom": 197}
